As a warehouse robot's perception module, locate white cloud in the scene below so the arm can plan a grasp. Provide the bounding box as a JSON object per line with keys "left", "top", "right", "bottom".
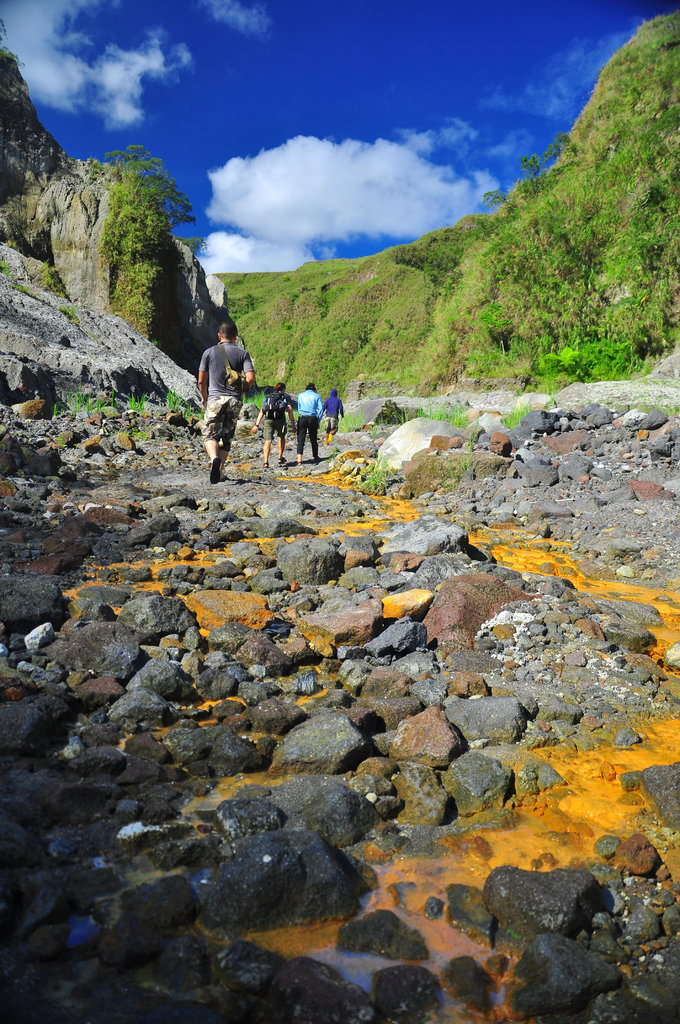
{"left": 197, "top": 0, "right": 270, "bottom": 36}
{"left": 2, "top": 0, "right": 191, "bottom": 128}
{"left": 206, "top": 134, "right": 497, "bottom": 266}
{"left": 482, "top": 29, "right": 633, "bottom": 120}
{"left": 201, "top": 232, "right": 313, "bottom": 274}
{"left": 399, "top": 118, "right": 478, "bottom": 156}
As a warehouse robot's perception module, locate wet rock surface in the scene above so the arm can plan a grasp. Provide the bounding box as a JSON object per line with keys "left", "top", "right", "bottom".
{"left": 2, "top": 396, "right": 680, "bottom": 1021}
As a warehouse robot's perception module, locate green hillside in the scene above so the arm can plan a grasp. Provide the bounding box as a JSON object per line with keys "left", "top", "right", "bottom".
{"left": 220, "top": 11, "right": 680, "bottom": 395}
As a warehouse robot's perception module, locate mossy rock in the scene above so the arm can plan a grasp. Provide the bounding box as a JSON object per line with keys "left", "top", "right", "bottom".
{"left": 403, "top": 452, "right": 507, "bottom": 497}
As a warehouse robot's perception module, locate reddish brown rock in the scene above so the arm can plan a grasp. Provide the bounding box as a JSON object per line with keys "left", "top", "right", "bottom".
{"left": 429, "top": 435, "right": 464, "bottom": 451}
{"left": 362, "top": 668, "right": 412, "bottom": 698}
{"left": 389, "top": 706, "right": 464, "bottom": 768}
{"left": 447, "top": 671, "right": 489, "bottom": 697}
{"left": 613, "top": 833, "right": 662, "bottom": 877}
{"left": 424, "top": 574, "right": 528, "bottom": 654}
{"left": 543, "top": 429, "right": 589, "bottom": 455}
{"left": 574, "top": 618, "right": 607, "bottom": 641}
{"left": 489, "top": 431, "right": 512, "bottom": 457}
{"left": 246, "top": 698, "right": 308, "bottom": 735}
{"left": 389, "top": 552, "right": 425, "bottom": 573}
{"left": 17, "top": 399, "right": 53, "bottom": 420}
{"left": 297, "top": 599, "right": 383, "bottom": 657}
{"left": 74, "top": 676, "right": 126, "bottom": 709}
{"left": 237, "top": 634, "right": 293, "bottom": 677}
{"left": 358, "top": 696, "right": 423, "bottom": 731}
{"left": 82, "top": 506, "right": 136, "bottom": 526}
{"left": 344, "top": 548, "right": 375, "bottom": 570}
{"left": 630, "top": 480, "right": 675, "bottom": 501}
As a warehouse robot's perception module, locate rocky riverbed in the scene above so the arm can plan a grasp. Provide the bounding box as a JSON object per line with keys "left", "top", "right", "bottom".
{"left": 3, "top": 393, "right": 680, "bottom": 1023}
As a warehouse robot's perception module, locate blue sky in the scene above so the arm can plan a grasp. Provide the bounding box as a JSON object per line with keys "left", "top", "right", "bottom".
{"left": 3, "top": 0, "right": 675, "bottom": 273}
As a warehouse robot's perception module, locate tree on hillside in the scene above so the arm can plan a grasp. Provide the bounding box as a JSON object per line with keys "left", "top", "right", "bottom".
{"left": 100, "top": 145, "right": 193, "bottom": 349}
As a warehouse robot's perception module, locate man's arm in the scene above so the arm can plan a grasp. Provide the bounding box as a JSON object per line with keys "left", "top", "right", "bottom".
{"left": 244, "top": 370, "right": 256, "bottom": 389}
{"left": 286, "top": 401, "right": 296, "bottom": 431}
{"left": 198, "top": 370, "right": 209, "bottom": 407}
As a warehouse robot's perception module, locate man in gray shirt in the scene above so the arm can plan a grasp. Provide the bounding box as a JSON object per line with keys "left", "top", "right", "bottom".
{"left": 198, "top": 320, "right": 256, "bottom": 483}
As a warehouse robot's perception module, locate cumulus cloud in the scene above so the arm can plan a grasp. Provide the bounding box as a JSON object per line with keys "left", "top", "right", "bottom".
{"left": 197, "top": 0, "right": 271, "bottom": 36}
{"left": 201, "top": 233, "right": 313, "bottom": 274}
{"left": 482, "top": 30, "right": 632, "bottom": 120}
{"left": 2, "top": 0, "right": 191, "bottom": 127}
{"left": 206, "top": 133, "right": 497, "bottom": 271}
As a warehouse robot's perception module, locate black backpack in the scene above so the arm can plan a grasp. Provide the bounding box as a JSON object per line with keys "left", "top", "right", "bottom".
{"left": 263, "top": 391, "right": 288, "bottom": 419}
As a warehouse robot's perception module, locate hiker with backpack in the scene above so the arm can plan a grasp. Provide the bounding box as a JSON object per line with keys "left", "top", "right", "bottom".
{"left": 251, "top": 382, "right": 296, "bottom": 468}
{"left": 295, "top": 382, "right": 324, "bottom": 466}
{"left": 198, "top": 320, "right": 256, "bottom": 484}
{"left": 322, "top": 387, "right": 344, "bottom": 445}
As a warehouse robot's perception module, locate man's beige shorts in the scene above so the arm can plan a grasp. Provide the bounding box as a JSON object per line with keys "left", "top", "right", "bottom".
{"left": 201, "top": 396, "right": 242, "bottom": 448}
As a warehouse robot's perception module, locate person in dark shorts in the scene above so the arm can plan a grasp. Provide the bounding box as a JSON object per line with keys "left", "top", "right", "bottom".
{"left": 295, "top": 382, "right": 324, "bottom": 465}
{"left": 251, "top": 382, "right": 296, "bottom": 467}
{"left": 198, "top": 320, "right": 256, "bottom": 483}
{"left": 322, "top": 387, "right": 344, "bottom": 445}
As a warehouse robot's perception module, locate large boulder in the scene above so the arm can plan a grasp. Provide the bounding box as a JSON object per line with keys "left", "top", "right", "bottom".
{"left": 277, "top": 538, "right": 344, "bottom": 585}
{"left": 116, "top": 593, "right": 197, "bottom": 642}
{"left": 508, "top": 933, "right": 620, "bottom": 1018}
{"left": 44, "top": 621, "right": 145, "bottom": 680}
{"left": 272, "top": 776, "right": 379, "bottom": 846}
{"left": 641, "top": 762, "right": 680, "bottom": 830}
{"left": 262, "top": 957, "right": 376, "bottom": 1024}
{"left": 0, "top": 576, "right": 66, "bottom": 632}
{"left": 424, "top": 574, "right": 527, "bottom": 653}
{"left": 379, "top": 419, "right": 466, "bottom": 469}
{"left": 199, "top": 830, "right": 364, "bottom": 935}
{"left": 442, "top": 751, "right": 513, "bottom": 816}
{"left": 483, "top": 866, "right": 602, "bottom": 942}
{"left": 381, "top": 516, "right": 469, "bottom": 557}
{"left": 445, "top": 696, "right": 528, "bottom": 744}
{"left": 270, "top": 711, "right": 372, "bottom": 775}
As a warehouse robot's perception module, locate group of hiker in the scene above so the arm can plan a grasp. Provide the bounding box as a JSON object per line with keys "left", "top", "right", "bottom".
{"left": 198, "top": 320, "right": 344, "bottom": 483}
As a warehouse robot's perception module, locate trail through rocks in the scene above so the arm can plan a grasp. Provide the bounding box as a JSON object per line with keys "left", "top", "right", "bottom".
{"left": 3, "top": 396, "right": 680, "bottom": 1023}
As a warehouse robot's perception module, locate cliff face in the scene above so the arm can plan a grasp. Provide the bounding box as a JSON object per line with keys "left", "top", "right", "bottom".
{"left": 0, "top": 55, "right": 226, "bottom": 369}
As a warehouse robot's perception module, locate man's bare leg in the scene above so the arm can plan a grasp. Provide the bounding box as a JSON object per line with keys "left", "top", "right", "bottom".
{"left": 262, "top": 439, "right": 272, "bottom": 466}
{"left": 205, "top": 439, "right": 228, "bottom": 482}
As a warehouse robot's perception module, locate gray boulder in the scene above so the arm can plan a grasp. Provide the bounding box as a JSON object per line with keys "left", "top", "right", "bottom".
{"left": 0, "top": 704, "right": 52, "bottom": 756}
{"left": 509, "top": 933, "right": 620, "bottom": 1017}
{"left": 0, "top": 576, "right": 66, "bottom": 633}
{"left": 483, "top": 866, "right": 602, "bottom": 942}
{"left": 277, "top": 538, "right": 344, "bottom": 585}
{"left": 43, "top": 621, "right": 145, "bottom": 680}
{"left": 270, "top": 711, "right": 372, "bottom": 774}
{"left": 365, "top": 617, "right": 427, "bottom": 658}
{"left": 108, "top": 688, "right": 177, "bottom": 728}
{"left": 262, "top": 956, "right": 376, "bottom": 1024}
{"left": 444, "top": 696, "right": 528, "bottom": 744}
{"left": 128, "top": 659, "right": 195, "bottom": 701}
{"left": 272, "top": 776, "right": 379, "bottom": 846}
{"left": 338, "top": 909, "right": 428, "bottom": 959}
{"left": 382, "top": 516, "right": 468, "bottom": 557}
{"left": 442, "top": 751, "right": 513, "bottom": 816}
{"left": 641, "top": 762, "right": 680, "bottom": 830}
{"left": 200, "top": 830, "right": 364, "bottom": 935}
{"left": 214, "top": 798, "right": 283, "bottom": 843}
{"left": 117, "top": 593, "right": 197, "bottom": 641}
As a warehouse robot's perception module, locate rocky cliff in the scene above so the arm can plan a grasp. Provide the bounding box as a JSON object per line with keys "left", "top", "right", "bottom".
{"left": 0, "top": 242, "right": 200, "bottom": 405}
{"left": 0, "top": 53, "right": 227, "bottom": 371}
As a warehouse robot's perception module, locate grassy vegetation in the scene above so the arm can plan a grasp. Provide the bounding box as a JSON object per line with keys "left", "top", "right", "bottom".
{"left": 219, "top": 13, "right": 680, "bottom": 395}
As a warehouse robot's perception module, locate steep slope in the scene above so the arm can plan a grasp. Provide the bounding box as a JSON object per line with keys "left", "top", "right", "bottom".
{"left": 220, "top": 10, "right": 680, "bottom": 394}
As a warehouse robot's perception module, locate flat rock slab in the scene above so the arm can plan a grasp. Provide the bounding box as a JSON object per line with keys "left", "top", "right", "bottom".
{"left": 184, "top": 590, "right": 274, "bottom": 630}
{"left": 298, "top": 599, "right": 383, "bottom": 656}
{"left": 424, "top": 574, "right": 528, "bottom": 653}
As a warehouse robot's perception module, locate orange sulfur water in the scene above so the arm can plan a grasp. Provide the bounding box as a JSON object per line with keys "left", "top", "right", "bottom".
{"left": 72, "top": 484, "right": 680, "bottom": 1020}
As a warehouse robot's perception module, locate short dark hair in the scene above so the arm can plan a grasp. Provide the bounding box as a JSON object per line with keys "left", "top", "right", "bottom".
{"left": 218, "top": 319, "right": 238, "bottom": 340}
{"left": 305, "top": 382, "right": 316, "bottom": 391}
{"left": 274, "top": 382, "right": 286, "bottom": 391}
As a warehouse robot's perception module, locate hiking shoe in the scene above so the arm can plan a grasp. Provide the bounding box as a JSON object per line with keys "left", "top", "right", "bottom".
{"left": 278, "top": 457, "right": 287, "bottom": 465}
{"left": 209, "top": 458, "right": 221, "bottom": 484}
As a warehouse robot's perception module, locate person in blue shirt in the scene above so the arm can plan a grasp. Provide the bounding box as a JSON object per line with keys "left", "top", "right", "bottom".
{"left": 296, "top": 382, "right": 324, "bottom": 466}
{"left": 322, "top": 387, "right": 344, "bottom": 445}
